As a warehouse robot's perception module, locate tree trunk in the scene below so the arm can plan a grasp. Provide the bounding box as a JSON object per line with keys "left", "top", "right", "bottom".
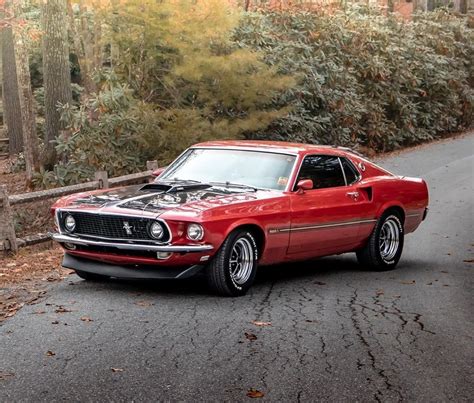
{"left": 1, "top": 25, "right": 24, "bottom": 155}
{"left": 42, "top": 0, "right": 72, "bottom": 169}
{"left": 79, "top": 1, "right": 96, "bottom": 88}
{"left": 67, "top": 0, "right": 95, "bottom": 94}
{"left": 11, "top": 0, "right": 41, "bottom": 188}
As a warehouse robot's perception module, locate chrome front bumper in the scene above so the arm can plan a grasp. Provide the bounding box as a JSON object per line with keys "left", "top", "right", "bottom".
{"left": 50, "top": 233, "right": 214, "bottom": 253}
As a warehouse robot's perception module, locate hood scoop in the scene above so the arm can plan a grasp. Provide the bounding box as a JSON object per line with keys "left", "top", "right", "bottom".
{"left": 140, "top": 182, "right": 212, "bottom": 193}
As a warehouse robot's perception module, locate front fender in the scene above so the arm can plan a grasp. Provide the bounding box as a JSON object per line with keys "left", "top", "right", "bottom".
{"left": 205, "top": 218, "right": 266, "bottom": 253}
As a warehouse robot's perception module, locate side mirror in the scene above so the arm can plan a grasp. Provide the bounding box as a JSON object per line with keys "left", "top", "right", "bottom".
{"left": 296, "top": 179, "right": 313, "bottom": 194}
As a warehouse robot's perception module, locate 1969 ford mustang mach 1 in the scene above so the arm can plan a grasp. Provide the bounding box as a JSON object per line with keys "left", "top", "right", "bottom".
{"left": 51, "top": 141, "right": 429, "bottom": 296}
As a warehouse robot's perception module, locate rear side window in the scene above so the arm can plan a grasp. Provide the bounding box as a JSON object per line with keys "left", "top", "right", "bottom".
{"left": 340, "top": 157, "right": 359, "bottom": 185}
{"left": 295, "top": 155, "right": 346, "bottom": 190}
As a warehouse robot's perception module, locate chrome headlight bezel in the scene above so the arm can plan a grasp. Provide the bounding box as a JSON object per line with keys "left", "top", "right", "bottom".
{"left": 187, "top": 223, "right": 204, "bottom": 241}
{"left": 64, "top": 214, "right": 76, "bottom": 233}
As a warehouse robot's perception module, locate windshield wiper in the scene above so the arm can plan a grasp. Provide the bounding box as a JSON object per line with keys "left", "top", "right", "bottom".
{"left": 166, "top": 178, "right": 203, "bottom": 184}
{"left": 209, "top": 181, "right": 260, "bottom": 191}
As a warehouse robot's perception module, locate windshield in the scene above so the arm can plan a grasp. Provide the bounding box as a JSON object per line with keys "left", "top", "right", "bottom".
{"left": 159, "top": 148, "right": 296, "bottom": 191}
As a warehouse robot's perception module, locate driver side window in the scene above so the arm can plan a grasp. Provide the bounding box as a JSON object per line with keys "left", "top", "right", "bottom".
{"left": 295, "top": 155, "right": 346, "bottom": 190}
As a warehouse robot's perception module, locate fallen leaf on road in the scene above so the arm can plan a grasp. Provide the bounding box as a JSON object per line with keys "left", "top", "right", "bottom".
{"left": 247, "top": 388, "right": 264, "bottom": 398}
{"left": 111, "top": 368, "right": 124, "bottom": 373}
{"left": 427, "top": 282, "right": 433, "bottom": 285}
{"left": 46, "top": 350, "right": 55, "bottom": 357}
{"left": 51, "top": 321, "right": 59, "bottom": 325}
{"left": 55, "top": 306, "right": 72, "bottom": 313}
{"left": 305, "top": 319, "right": 318, "bottom": 323}
{"left": 0, "top": 371, "right": 14, "bottom": 381}
{"left": 440, "top": 271, "right": 449, "bottom": 273}
{"left": 33, "top": 310, "right": 46, "bottom": 315}
{"left": 134, "top": 301, "right": 154, "bottom": 307}
{"left": 400, "top": 280, "right": 416, "bottom": 285}
{"left": 251, "top": 320, "right": 272, "bottom": 327}
{"left": 314, "top": 281, "right": 326, "bottom": 286}
{"left": 376, "top": 289, "right": 384, "bottom": 296}
{"left": 80, "top": 316, "right": 93, "bottom": 322}
{"left": 463, "top": 259, "right": 474, "bottom": 263}
{"left": 244, "top": 332, "right": 258, "bottom": 341}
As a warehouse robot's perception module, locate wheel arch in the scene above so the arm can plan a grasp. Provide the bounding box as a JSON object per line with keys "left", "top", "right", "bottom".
{"left": 225, "top": 221, "right": 266, "bottom": 259}
{"left": 378, "top": 203, "right": 406, "bottom": 225}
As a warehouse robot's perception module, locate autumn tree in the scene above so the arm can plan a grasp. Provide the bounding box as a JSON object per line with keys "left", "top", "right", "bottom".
{"left": 1, "top": 12, "right": 24, "bottom": 155}
{"left": 105, "top": 0, "right": 295, "bottom": 162}
{"left": 42, "top": 0, "right": 72, "bottom": 168}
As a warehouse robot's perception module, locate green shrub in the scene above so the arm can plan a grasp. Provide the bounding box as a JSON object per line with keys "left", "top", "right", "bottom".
{"left": 234, "top": 6, "right": 473, "bottom": 152}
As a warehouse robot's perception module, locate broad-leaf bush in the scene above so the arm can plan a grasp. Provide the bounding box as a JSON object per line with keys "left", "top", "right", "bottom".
{"left": 234, "top": 6, "right": 473, "bottom": 152}
{"left": 33, "top": 77, "right": 147, "bottom": 188}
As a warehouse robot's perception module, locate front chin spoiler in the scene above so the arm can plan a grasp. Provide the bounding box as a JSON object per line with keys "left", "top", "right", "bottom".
{"left": 62, "top": 254, "right": 204, "bottom": 280}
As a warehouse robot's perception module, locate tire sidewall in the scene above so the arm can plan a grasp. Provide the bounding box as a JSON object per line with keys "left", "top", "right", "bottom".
{"left": 376, "top": 213, "right": 404, "bottom": 267}
{"left": 223, "top": 231, "right": 258, "bottom": 294}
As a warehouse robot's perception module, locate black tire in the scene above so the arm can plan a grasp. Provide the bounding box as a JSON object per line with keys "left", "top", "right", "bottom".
{"left": 206, "top": 229, "right": 258, "bottom": 297}
{"left": 356, "top": 212, "right": 404, "bottom": 271}
{"left": 74, "top": 270, "right": 109, "bottom": 282}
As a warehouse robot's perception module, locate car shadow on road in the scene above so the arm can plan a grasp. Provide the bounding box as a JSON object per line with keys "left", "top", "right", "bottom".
{"left": 66, "top": 253, "right": 386, "bottom": 298}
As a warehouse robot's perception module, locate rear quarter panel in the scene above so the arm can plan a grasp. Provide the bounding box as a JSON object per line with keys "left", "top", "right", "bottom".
{"left": 359, "top": 175, "right": 429, "bottom": 236}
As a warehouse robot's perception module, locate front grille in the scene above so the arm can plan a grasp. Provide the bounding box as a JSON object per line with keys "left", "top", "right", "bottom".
{"left": 59, "top": 211, "right": 170, "bottom": 242}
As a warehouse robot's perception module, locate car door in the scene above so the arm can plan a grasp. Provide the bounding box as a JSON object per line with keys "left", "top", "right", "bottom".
{"left": 287, "top": 155, "right": 373, "bottom": 258}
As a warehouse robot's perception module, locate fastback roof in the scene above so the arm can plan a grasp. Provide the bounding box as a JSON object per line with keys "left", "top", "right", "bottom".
{"left": 193, "top": 140, "right": 345, "bottom": 156}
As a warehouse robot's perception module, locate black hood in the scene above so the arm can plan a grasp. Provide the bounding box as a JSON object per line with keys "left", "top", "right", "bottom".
{"left": 69, "top": 183, "right": 253, "bottom": 214}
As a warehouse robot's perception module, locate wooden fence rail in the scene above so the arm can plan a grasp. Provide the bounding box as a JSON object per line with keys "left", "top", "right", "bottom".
{"left": 0, "top": 160, "right": 159, "bottom": 254}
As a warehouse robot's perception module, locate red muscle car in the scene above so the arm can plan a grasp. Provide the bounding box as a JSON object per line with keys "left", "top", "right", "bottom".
{"left": 51, "top": 141, "right": 429, "bottom": 296}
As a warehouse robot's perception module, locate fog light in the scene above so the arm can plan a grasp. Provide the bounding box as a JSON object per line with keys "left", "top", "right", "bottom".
{"left": 157, "top": 252, "right": 172, "bottom": 260}
{"left": 187, "top": 224, "right": 204, "bottom": 241}
{"left": 64, "top": 214, "right": 76, "bottom": 232}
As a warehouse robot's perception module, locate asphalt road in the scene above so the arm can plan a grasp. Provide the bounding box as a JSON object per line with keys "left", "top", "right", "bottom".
{"left": 1, "top": 134, "right": 473, "bottom": 402}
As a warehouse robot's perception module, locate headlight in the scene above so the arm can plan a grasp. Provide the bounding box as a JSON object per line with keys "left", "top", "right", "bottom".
{"left": 149, "top": 221, "right": 164, "bottom": 240}
{"left": 187, "top": 223, "right": 204, "bottom": 241}
{"left": 64, "top": 214, "right": 76, "bottom": 232}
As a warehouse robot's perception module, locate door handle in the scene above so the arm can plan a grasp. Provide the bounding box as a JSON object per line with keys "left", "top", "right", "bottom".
{"left": 346, "top": 191, "right": 360, "bottom": 200}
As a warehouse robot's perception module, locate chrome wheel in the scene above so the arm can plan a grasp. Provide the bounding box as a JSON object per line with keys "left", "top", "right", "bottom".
{"left": 229, "top": 238, "right": 255, "bottom": 286}
{"left": 379, "top": 218, "right": 400, "bottom": 261}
